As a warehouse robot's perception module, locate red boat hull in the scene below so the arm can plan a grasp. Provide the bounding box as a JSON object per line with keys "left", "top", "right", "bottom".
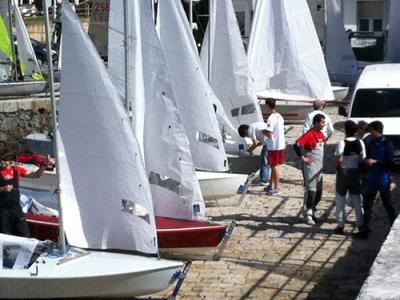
{"left": 26, "top": 213, "right": 226, "bottom": 249}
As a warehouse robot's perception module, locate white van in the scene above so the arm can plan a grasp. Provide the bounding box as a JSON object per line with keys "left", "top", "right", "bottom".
{"left": 348, "top": 64, "right": 400, "bottom": 158}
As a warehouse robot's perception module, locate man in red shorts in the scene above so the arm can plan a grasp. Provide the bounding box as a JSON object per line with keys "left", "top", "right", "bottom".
{"left": 264, "top": 98, "right": 285, "bottom": 195}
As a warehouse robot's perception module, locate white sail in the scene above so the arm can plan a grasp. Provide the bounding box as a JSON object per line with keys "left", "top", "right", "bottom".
{"left": 325, "top": 0, "right": 358, "bottom": 85}
{"left": 248, "top": 0, "right": 334, "bottom": 100}
{"left": 200, "top": 0, "right": 263, "bottom": 144}
{"left": 158, "top": 0, "right": 228, "bottom": 172}
{"left": 59, "top": 3, "right": 157, "bottom": 254}
{"left": 13, "top": 1, "right": 43, "bottom": 80}
{"left": 108, "top": 0, "right": 205, "bottom": 219}
{"left": 0, "top": 1, "right": 12, "bottom": 80}
{"left": 387, "top": 0, "right": 400, "bottom": 62}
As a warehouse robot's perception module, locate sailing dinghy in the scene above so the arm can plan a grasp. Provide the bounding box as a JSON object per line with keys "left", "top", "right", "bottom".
{"left": 0, "top": 0, "right": 50, "bottom": 96}
{"left": 158, "top": 0, "right": 247, "bottom": 197}
{"left": 23, "top": 0, "right": 231, "bottom": 258}
{"left": 0, "top": 2, "right": 183, "bottom": 298}
{"left": 248, "top": 0, "right": 342, "bottom": 121}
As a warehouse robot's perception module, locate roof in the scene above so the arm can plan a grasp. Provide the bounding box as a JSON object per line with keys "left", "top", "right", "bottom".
{"left": 355, "top": 63, "right": 400, "bottom": 89}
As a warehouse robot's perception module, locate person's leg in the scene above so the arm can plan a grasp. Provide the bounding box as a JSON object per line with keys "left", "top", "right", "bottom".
{"left": 0, "top": 209, "right": 12, "bottom": 234}
{"left": 380, "top": 187, "right": 396, "bottom": 226}
{"left": 363, "top": 189, "right": 377, "bottom": 232}
{"left": 350, "top": 193, "right": 364, "bottom": 228}
{"left": 305, "top": 189, "right": 316, "bottom": 225}
{"left": 260, "top": 145, "right": 270, "bottom": 184}
{"left": 335, "top": 172, "right": 347, "bottom": 229}
{"left": 12, "top": 206, "right": 30, "bottom": 238}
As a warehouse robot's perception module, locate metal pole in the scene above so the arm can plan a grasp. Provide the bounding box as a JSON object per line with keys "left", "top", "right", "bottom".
{"left": 189, "top": 0, "right": 193, "bottom": 31}
{"left": 43, "top": 0, "right": 66, "bottom": 254}
{"left": 207, "top": 0, "right": 212, "bottom": 82}
{"left": 123, "top": 0, "right": 130, "bottom": 112}
{"left": 7, "top": 0, "right": 17, "bottom": 80}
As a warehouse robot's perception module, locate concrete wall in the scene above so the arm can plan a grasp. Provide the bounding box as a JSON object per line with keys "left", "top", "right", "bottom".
{"left": 0, "top": 98, "right": 52, "bottom": 157}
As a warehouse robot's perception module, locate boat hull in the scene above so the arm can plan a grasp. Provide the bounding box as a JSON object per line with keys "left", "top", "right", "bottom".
{"left": 0, "top": 81, "right": 60, "bottom": 97}
{"left": 26, "top": 213, "right": 227, "bottom": 251}
{"left": 196, "top": 171, "right": 247, "bottom": 200}
{"left": 0, "top": 250, "right": 182, "bottom": 298}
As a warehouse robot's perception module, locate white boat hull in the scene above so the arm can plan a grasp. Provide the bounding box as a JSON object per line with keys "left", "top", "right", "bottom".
{"left": 0, "top": 81, "right": 60, "bottom": 97}
{"left": 0, "top": 249, "right": 183, "bottom": 298}
{"left": 196, "top": 171, "right": 247, "bottom": 200}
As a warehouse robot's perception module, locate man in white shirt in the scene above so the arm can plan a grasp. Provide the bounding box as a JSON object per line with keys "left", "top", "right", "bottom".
{"left": 264, "top": 99, "right": 285, "bottom": 195}
{"left": 238, "top": 122, "right": 270, "bottom": 184}
{"left": 303, "top": 100, "right": 334, "bottom": 140}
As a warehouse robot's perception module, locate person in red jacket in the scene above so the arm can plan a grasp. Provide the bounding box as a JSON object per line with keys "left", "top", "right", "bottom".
{"left": 293, "top": 114, "right": 326, "bottom": 225}
{"left": 0, "top": 152, "right": 48, "bottom": 237}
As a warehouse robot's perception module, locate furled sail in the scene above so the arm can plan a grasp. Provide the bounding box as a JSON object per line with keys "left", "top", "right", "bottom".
{"left": 325, "top": 0, "right": 358, "bottom": 85}
{"left": 387, "top": 0, "right": 400, "bottom": 62}
{"left": 108, "top": 0, "right": 204, "bottom": 220}
{"left": 0, "top": 1, "right": 13, "bottom": 80}
{"left": 13, "top": 0, "right": 44, "bottom": 80}
{"left": 158, "top": 0, "right": 228, "bottom": 171}
{"left": 59, "top": 3, "right": 157, "bottom": 254}
{"left": 200, "top": 0, "right": 263, "bottom": 145}
{"left": 248, "top": 0, "right": 334, "bottom": 100}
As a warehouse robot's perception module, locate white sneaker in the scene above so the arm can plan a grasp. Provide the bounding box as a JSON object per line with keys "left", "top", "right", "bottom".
{"left": 306, "top": 216, "right": 316, "bottom": 225}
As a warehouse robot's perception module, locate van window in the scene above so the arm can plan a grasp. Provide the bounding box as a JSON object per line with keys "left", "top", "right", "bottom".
{"left": 351, "top": 89, "right": 400, "bottom": 117}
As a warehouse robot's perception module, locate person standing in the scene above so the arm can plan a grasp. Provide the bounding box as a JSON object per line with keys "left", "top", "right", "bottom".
{"left": 355, "top": 121, "right": 397, "bottom": 238}
{"left": 303, "top": 100, "right": 334, "bottom": 140}
{"left": 238, "top": 122, "right": 270, "bottom": 185}
{"left": 334, "top": 120, "right": 365, "bottom": 234}
{"left": 357, "top": 120, "right": 372, "bottom": 199}
{"left": 0, "top": 152, "right": 48, "bottom": 237}
{"left": 263, "top": 98, "right": 285, "bottom": 195}
{"left": 294, "top": 114, "right": 326, "bottom": 225}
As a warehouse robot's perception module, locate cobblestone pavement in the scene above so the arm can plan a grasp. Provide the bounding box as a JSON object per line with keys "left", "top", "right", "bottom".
{"left": 143, "top": 108, "right": 400, "bottom": 300}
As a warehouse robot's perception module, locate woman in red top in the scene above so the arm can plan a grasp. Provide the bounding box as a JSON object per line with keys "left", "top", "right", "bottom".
{"left": 0, "top": 153, "right": 48, "bottom": 237}
{"left": 294, "top": 114, "right": 326, "bottom": 225}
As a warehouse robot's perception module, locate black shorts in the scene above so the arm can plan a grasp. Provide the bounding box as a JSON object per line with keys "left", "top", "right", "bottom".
{"left": 336, "top": 168, "right": 361, "bottom": 196}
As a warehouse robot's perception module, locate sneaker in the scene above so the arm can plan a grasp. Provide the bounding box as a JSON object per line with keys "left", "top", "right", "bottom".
{"left": 263, "top": 185, "right": 272, "bottom": 193}
{"left": 266, "top": 188, "right": 281, "bottom": 195}
{"left": 311, "top": 215, "right": 319, "bottom": 223}
{"left": 306, "top": 215, "right": 316, "bottom": 225}
{"left": 334, "top": 226, "right": 344, "bottom": 235}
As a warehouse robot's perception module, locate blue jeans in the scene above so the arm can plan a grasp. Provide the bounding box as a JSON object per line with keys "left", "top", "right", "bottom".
{"left": 260, "top": 145, "right": 270, "bottom": 183}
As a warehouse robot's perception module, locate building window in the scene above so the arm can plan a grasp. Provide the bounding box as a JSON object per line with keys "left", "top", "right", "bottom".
{"left": 235, "top": 11, "right": 245, "bottom": 35}
{"left": 359, "top": 19, "right": 370, "bottom": 32}
{"left": 373, "top": 19, "right": 383, "bottom": 32}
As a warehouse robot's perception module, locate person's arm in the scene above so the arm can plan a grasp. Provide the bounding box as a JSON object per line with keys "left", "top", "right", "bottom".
{"left": 23, "top": 162, "right": 48, "bottom": 179}
{"left": 247, "top": 139, "right": 260, "bottom": 153}
{"left": 327, "top": 118, "right": 335, "bottom": 139}
{"left": 334, "top": 141, "right": 344, "bottom": 170}
{"left": 261, "top": 129, "right": 272, "bottom": 139}
{"left": 293, "top": 133, "right": 313, "bottom": 163}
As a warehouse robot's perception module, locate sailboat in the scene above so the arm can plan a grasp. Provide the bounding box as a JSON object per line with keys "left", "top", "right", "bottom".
{"left": 248, "top": 0, "right": 343, "bottom": 121}
{"left": 23, "top": 0, "right": 230, "bottom": 257}
{"left": 199, "top": 0, "right": 263, "bottom": 174}
{"left": 158, "top": 0, "right": 247, "bottom": 199}
{"left": 0, "top": 0, "right": 50, "bottom": 96}
{"left": 0, "top": 2, "right": 183, "bottom": 298}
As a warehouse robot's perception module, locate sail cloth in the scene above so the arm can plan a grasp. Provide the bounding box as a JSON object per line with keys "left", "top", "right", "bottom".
{"left": 108, "top": 0, "right": 205, "bottom": 220}
{"left": 13, "top": 1, "right": 44, "bottom": 80}
{"left": 158, "top": 0, "right": 228, "bottom": 172}
{"left": 325, "top": 0, "right": 358, "bottom": 85}
{"left": 387, "top": 0, "right": 400, "bottom": 62}
{"left": 0, "top": 1, "right": 12, "bottom": 80}
{"left": 248, "top": 0, "right": 334, "bottom": 100}
{"left": 200, "top": 0, "right": 263, "bottom": 145}
{"left": 60, "top": 2, "right": 157, "bottom": 254}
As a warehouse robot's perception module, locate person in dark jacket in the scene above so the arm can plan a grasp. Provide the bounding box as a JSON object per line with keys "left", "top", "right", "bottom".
{"left": 354, "top": 121, "right": 397, "bottom": 238}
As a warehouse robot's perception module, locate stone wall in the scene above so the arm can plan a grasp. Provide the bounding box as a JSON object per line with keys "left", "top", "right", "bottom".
{"left": 0, "top": 97, "right": 52, "bottom": 157}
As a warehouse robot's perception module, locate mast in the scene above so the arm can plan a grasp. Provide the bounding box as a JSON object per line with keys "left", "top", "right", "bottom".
{"left": 123, "top": 0, "right": 130, "bottom": 113}
{"left": 207, "top": 0, "right": 212, "bottom": 82}
{"left": 43, "top": 0, "right": 66, "bottom": 254}
{"left": 7, "top": 0, "right": 17, "bottom": 80}
{"left": 188, "top": 0, "right": 193, "bottom": 30}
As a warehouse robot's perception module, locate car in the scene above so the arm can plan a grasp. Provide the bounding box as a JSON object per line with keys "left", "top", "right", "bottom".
{"left": 19, "top": 4, "right": 38, "bottom": 17}
{"left": 347, "top": 63, "right": 400, "bottom": 164}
